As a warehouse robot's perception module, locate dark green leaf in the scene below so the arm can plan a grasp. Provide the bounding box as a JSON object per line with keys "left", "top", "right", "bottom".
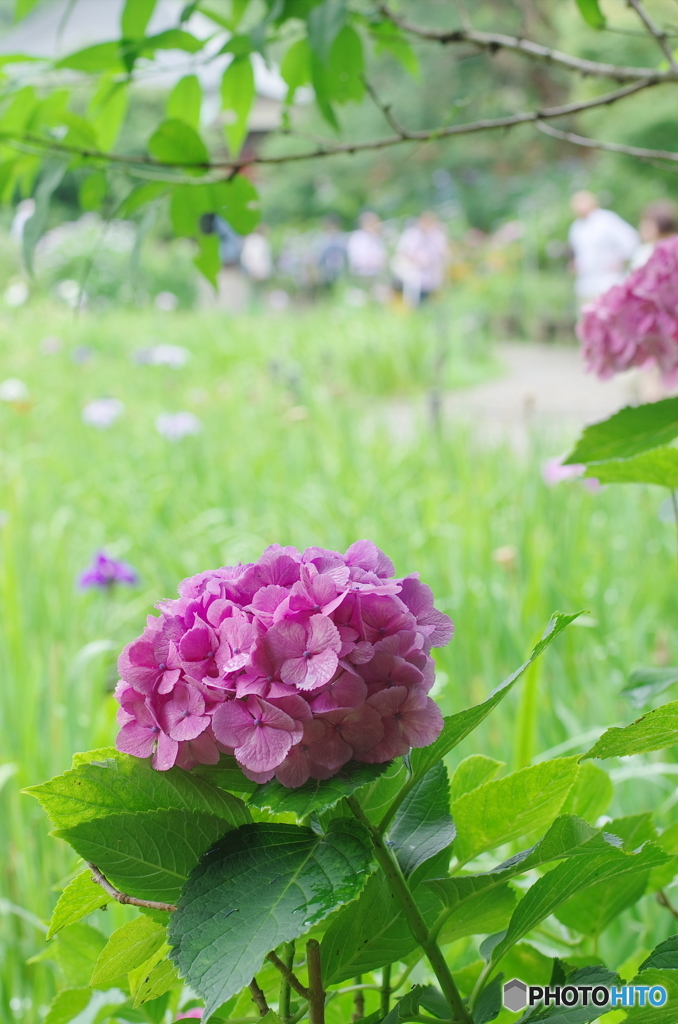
{"left": 564, "top": 398, "right": 678, "bottom": 464}
{"left": 55, "top": 808, "right": 228, "bottom": 904}
{"left": 473, "top": 973, "right": 503, "bottom": 1024}
{"left": 47, "top": 869, "right": 109, "bottom": 940}
{"left": 559, "top": 762, "right": 613, "bottom": 822}
{"left": 584, "top": 447, "right": 678, "bottom": 487}
{"left": 387, "top": 762, "right": 455, "bottom": 878}
{"left": 122, "top": 0, "right": 157, "bottom": 39}
{"left": 307, "top": 0, "right": 346, "bottom": 61}
{"left": 42, "top": 989, "right": 91, "bottom": 1024}
{"left": 358, "top": 760, "right": 408, "bottom": 824}
{"left": 169, "top": 819, "right": 373, "bottom": 1017}
{"left": 409, "top": 613, "right": 581, "bottom": 785}
{"left": 622, "top": 667, "right": 678, "bottom": 709}
{"left": 250, "top": 760, "right": 391, "bottom": 819}
{"left": 449, "top": 755, "right": 503, "bottom": 803}
{"left": 575, "top": 0, "right": 606, "bottom": 30}
{"left": 583, "top": 700, "right": 678, "bottom": 760}
{"left": 640, "top": 935, "right": 678, "bottom": 971}
{"left": 192, "top": 754, "right": 258, "bottom": 798}
{"left": 167, "top": 74, "right": 202, "bottom": 130}
{"left": 91, "top": 916, "right": 166, "bottom": 985}
{"left": 221, "top": 57, "right": 255, "bottom": 156}
{"left": 452, "top": 757, "right": 580, "bottom": 865}
{"left": 148, "top": 118, "right": 208, "bottom": 170}
{"left": 419, "top": 986, "right": 451, "bottom": 1019}
{"left": 25, "top": 747, "right": 249, "bottom": 829}
{"left": 193, "top": 232, "right": 221, "bottom": 288}
{"left": 382, "top": 985, "right": 423, "bottom": 1023}
{"left": 56, "top": 42, "right": 124, "bottom": 73}
{"left": 489, "top": 842, "right": 669, "bottom": 967}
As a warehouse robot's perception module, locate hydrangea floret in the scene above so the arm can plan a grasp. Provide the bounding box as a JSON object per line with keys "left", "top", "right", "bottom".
{"left": 578, "top": 236, "right": 678, "bottom": 384}
{"left": 115, "top": 541, "right": 452, "bottom": 787}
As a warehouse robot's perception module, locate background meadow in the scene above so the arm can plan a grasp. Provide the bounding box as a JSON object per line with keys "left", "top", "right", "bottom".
{"left": 1, "top": 299, "right": 677, "bottom": 1022}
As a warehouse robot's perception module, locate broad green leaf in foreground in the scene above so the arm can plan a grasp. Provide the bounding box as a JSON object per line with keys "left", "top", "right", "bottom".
{"left": 386, "top": 761, "right": 455, "bottom": 878}
{"left": 130, "top": 947, "right": 177, "bottom": 1006}
{"left": 431, "top": 876, "right": 517, "bottom": 946}
{"left": 584, "top": 701, "right": 678, "bottom": 760}
{"left": 584, "top": 447, "right": 678, "bottom": 487}
{"left": 449, "top": 755, "right": 503, "bottom": 803}
{"left": 169, "top": 819, "right": 373, "bottom": 1017}
{"left": 249, "top": 760, "right": 390, "bottom": 819}
{"left": 47, "top": 869, "right": 109, "bottom": 939}
{"left": 37, "top": 923, "right": 107, "bottom": 989}
{"left": 564, "top": 397, "right": 678, "bottom": 464}
{"left": 148, "top": 118, "right": 208, "bottom": 170}
{"left": 559, "top": 762, "right": 613, "bottom": 822}
{"left": 91, "top": 915, "right": 166, "bottom": 985}
{"left": 408, "top": 613, "right": 581, "bottom": 790}
{"left": 55, "top": 808, "right": 227, "bottom": 904}
{"left": 382, "top": 985, "right": 425, "bottom": 1024}
{"left": 25, "top": 748, "right": 249, "bottom": 829}
{"left": 622, "top": 667, "right": 678, "bottom": 709}
{"left": 489, "top": 841, "right": 669, "bottom": 967}
{"left": 451, "top": 757, "right": 580, "bottom": 866}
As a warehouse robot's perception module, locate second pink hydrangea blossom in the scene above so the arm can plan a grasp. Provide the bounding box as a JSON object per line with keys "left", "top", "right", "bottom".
{"left": 115, "top": 541, "right": 452, "bottom": 788}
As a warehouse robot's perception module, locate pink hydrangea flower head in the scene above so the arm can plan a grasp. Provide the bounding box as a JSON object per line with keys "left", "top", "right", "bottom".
{"left": 114, "top": 541, "right": 452, "bottom": 786}
{"left": 578, "top": 236, "right": 678, "bottom": 385}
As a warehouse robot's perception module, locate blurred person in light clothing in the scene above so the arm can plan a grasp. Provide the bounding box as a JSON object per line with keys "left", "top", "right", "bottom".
{"left": 347, "top": 211, "right": 387, "bottom": 280}
{"left": 568, "top": 190, "right": 638, "bottom": 305}
{"left": 392, "top": 211, "right": 449, "bottom": 306}
{"left": 241, "top": 227, "right": 273, "bottom": 283}
{"left": 631, "top": 199, "right": 677, "bottom": 270}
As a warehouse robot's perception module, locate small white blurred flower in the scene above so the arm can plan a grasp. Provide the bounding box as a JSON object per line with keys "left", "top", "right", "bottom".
{"left": 4, "top": 280, "right": 29, "bottom": 307}
{"left": 267, "top": 289, "right": 290, "bottom": 311}
{"left": 155, "top": 291, "right": 179, "bottom": 312}
{"left": 0, "top": 378, "right": 29, "bottom": 402}
{"left": 56, "top": 279, "right": 84, "bottom": 308}
{"left": 40, "top": 335, "right": 63, "bottom": 355}
{"left": 155, "top": 411, "right": 202, "bottom": 441}
{"left": 149, "top": 344, "right": 189, "bottom": 368}
{"left": 82, "top": 398, "right": 124, "bottom": 429}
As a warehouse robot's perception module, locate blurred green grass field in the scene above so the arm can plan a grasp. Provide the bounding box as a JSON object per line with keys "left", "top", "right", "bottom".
{"left": 1, "top": 301, "right": 677, "bottom": 1022}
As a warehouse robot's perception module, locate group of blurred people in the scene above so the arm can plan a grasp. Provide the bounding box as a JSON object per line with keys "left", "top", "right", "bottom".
{"left": 568, "top": 189, "right": 676, "bottom": 306}
{"left": 206, "top": 209, "right": 451, "bottom": 310}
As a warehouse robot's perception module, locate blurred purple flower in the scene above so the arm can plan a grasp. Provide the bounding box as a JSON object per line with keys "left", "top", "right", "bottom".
{"left": 155, "top": 411, "right": 202, "bottom": 441}
{"left": 542, "top": 456, "right": 599, "bottom": 490}
{"left": 79, "top": 551, "right": 138, "bottom": 590}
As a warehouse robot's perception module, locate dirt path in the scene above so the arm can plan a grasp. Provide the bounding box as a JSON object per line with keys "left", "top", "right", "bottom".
{"left": 382, "top": 342, "right": 639, "bottom": 452}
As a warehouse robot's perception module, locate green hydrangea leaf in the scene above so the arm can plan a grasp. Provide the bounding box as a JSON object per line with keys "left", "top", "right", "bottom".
{"left": 169, "top": 819, "right": 373, "bottom": 1017}
{"left": 48, "top": 869, "right": 109, "bottom": 940}
{"left": 584, "top": 700, "right": 678, "bottom": 760}
{"left": 249, "top": 760, "right": 391, "bottom": 819}
{"left": 91, "top": 915, "right": 166, "bottom": 985}
{"left": 564, "top": 397, "right": 678, "bottom": 464}
{"left": 41, "top": 988, "right": 91, "bottom": 1024}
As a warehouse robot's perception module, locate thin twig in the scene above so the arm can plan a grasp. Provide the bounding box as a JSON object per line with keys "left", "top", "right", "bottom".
{"left": 249, "top": 977, "right": 270, "bottom": 1018}
{"left": 376, "top": 2, "right": 675, "bottom": 81}
{"left": 363, "top": 78, "right": 411, "bottom": 137}
{"left": 658, "top": 889, "right": 678, "bottom": 918}
{"left": 87, "top": 863, "right": 178, "bottom": 912}
{"left": 352, "top": 976, "right": 365, "bottom": 1022}
{"left": 535, "top": 120, "right": 678, "bottom": 163}
{"left": 267, "top": 949, "right": 309, "bottom": 1000}
{"left": 0, "top": 77, "right": 656, "bottom": 181}
{"left": 627, "top": 0, "right": 678, "bottom": 69}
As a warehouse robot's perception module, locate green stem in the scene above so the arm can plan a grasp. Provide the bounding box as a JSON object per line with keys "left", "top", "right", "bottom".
{"left": 307, "top": 939, "right": 325, "bottom": 1024}
{"left": 277, "top": 941, "right": 296, "bottom": 1020}
{"left": 248, "top": 977, "right": 269, "bottom": 1018}
{"left": 352, "top": 975, "right": 365, "bottom": 1021}
{"left": 380, "top": 964, "right": 392, "bottom": 1016}
{"left": 347, "top": 797, "right": 472, "bottom": 1024}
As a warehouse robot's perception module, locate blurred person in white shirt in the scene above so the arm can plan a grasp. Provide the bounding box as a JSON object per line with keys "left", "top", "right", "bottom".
{"left": 393, "top": 211, "right": 449, "bottom": 306}
{"left": 568, "top": 191, "right": 638, "bottom": 305}
{"left": 347, "top": 211, "right": 387, "bottom": 280}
